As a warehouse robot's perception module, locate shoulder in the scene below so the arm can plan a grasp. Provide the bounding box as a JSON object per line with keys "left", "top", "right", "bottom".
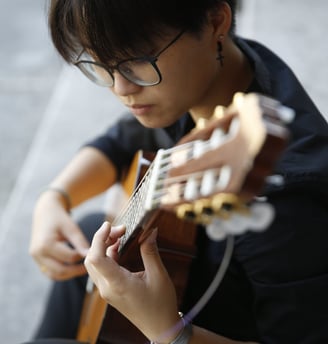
{"left": 235, "top": 37, "right": 328, "bottom": 188}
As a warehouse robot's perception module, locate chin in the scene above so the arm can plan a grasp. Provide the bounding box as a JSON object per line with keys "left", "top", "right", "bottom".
{"left": 136, "top": 116, "right": 178, "bottom": 129}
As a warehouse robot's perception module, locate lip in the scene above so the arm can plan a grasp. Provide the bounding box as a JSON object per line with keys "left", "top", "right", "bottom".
{"left": 128, "top": 104, "right": 153, "bottom": 116}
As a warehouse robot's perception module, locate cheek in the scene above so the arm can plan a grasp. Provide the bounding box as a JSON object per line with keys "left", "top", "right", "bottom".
{"left": 164, "top": 52, "right": 217, "bottom": 105}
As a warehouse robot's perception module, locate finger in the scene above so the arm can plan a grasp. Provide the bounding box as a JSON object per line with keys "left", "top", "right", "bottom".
{"left": 106, "top": 225, "right": 124, "bottom": 247}
{"left": 139, "top": 228, "right": 166, "bottom": 278}
{"left": 90, "top": 221, "right": 112, "bottom": 257}
{"left": 64, "top": 222, "right": 90, "bottom": 257}
{"left": 86, "top": 223, "right": 127, "bottom": 285}
{"left": 109, "top": 224, "right": 125, "bottom": 241}
{"left": 44, "top": 241, "right": 86, "bottom": 264}
{"left": 39, "top": 257, "right": 87, "bottom": 280}
{"left": 106, "top": 238, "right": 122, "bottom": 262}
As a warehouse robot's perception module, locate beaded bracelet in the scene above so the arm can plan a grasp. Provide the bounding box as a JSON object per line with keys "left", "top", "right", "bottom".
{"left": 41, "top": 186, "right": 72, "bottom": 212}
{"left": 150, "top": 313, "right": 193, "bottom": 344}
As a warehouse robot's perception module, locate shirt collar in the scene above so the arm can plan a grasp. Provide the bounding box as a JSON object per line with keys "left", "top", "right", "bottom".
{"left": 234, "top": 36, "right": 272, "bottom": 94}
{"left": 163, "top": 36, "right": 273, "bottom": 143}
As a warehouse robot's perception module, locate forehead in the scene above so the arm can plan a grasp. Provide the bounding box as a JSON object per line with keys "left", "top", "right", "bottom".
{"left": 86, "top": 31, "right": 181, "bottom": 65}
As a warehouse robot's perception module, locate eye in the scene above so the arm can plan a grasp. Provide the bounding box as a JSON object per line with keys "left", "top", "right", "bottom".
{"left": 120, "top": 64, "right": 133, "bottom": 75}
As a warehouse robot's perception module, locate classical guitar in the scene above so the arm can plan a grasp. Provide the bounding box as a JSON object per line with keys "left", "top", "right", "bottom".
{"left": 77, "top": 93, "right": 293, "bottom": 344}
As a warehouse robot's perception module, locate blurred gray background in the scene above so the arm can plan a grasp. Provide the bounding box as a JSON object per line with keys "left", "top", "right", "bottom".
{"left": 0, "top": 1, "right": 327, "bottom": 343}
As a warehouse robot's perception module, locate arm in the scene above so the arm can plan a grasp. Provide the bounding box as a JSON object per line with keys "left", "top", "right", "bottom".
{"left": 85, "top": 222, "right": 258, "bottom": 344}
{"left": 29, "top": 146, "right": 117, "bottom": 280}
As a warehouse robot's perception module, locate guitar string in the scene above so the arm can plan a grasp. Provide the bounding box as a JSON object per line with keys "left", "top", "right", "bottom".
{"left": 98, "top": 144, "right": 235, "bottom": 343}
{"left": 111, "top": 141, "right": 196, "bottom": 247}
{"left": 151, "top": 169, "right": 223, "bottom": 200}
{"left": 113, "top": 139, "right": 222, "bottom": 245}
{"left": 113, "top": 164, "right": 154, "bottom": 250}
{"left": 110, "top": 155, "right": 235, "bottom": 343}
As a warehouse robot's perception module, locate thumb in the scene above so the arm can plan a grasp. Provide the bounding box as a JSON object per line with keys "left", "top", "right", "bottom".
{"left": 65, "top": 222, "right": 90, "bottom": 257}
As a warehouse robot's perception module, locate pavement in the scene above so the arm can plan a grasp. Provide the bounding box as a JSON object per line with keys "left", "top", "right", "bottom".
{"left": 0, "top": 1, "right": 327, "bottom": 343}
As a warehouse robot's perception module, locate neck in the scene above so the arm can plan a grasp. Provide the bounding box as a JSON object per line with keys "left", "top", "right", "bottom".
{"left": 190, "top": 37, "right": 254, "bottom": 122}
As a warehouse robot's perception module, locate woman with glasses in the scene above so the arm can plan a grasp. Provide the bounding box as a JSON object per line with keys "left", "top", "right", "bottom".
{"left": 29, "top": 0, "right": 328, "bottom": 343}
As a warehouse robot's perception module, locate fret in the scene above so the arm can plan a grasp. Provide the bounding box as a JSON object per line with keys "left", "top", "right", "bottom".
{"left": 116, "top": 162, "right": 156, "bottom": 252}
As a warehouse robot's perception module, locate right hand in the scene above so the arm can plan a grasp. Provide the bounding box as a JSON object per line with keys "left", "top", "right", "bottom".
{"left": 29, "top": 191, "right": 90, "bottom": 280}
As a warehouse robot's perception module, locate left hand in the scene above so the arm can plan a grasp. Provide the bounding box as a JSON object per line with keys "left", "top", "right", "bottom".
{"left": 84, "top": 221, "right": 182, "bottom": 343}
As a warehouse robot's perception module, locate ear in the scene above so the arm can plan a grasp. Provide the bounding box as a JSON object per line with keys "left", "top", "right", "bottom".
{"left": 208, "top": 2, "right": 232, "bottom": 39}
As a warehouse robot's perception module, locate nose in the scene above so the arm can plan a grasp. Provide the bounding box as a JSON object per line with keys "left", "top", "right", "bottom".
{"left": 110, "top": 71, "right": 141, "bottom": 96}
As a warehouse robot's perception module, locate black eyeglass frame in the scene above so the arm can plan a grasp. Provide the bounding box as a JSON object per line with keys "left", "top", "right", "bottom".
{"left": 74, "top": 30, "right": 185, "bottom": 87}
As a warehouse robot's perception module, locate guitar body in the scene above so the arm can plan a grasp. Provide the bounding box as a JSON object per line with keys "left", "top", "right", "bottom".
{"left": 77, "top": 151, "right": 198, "bottom": 344}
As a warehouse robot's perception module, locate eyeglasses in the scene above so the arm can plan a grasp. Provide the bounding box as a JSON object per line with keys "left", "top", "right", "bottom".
{"left": 74, "top": 30, "right": 184, "bottom": 87}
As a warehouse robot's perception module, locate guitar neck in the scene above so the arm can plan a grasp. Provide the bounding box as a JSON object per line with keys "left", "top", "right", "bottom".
{"left": 114, "top": 155, "right": 158, "bottom": 252}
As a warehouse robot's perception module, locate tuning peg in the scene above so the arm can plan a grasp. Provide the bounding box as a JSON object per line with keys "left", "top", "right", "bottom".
{"left": 220, "top": 213, "right": 250, "bottom": 235}
{"left": 213, "top": 105, "right": 226, "bottom": 119}
{"left": 191, "top": 199, "right": 214, "bottom": 225}
{"left": 194, "top": 199, "right": 213, "bottom": 215}
{"left": 206, "top": 219, "right": 227, "bottom": 241}
{"left": 195, "top": 117, "right": 208, "bottom": 130}
{"left": 232, "top": 92, "right": 246, "bottom": 107}
{"left": 176, "top": 203, "right": 197, "bottom": 222}
{"left": 247, "top": 202, "right": 275, "bottom": 231}
{"left": 211, "top": 193, "right": 239, "bottom": 215}
{"left": 205, "top": 200, "right": 275, "bottom": 241}
{"left": 210, "top": 193, "right": 249, "bottom": 219}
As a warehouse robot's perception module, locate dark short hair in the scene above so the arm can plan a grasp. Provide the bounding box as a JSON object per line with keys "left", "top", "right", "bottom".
{"left": 48, "top": 0, "right": 237, "bottom": 64}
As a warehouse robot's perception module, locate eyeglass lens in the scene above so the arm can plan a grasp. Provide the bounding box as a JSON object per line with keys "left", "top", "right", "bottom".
{"left": 76, "top": 56, "right": 160, "bottom": 87}
{"left": 75, "top": 30, "right": 184, "bottom": 87}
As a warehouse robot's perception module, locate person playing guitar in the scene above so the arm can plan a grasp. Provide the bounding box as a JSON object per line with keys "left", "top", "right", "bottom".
{"left": 29, "top": 1, "right": 328, "bottom": 343}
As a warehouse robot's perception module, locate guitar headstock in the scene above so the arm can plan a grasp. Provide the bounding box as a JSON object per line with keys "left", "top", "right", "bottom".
{"left": 144, "top": 93, "right": 294, "bottom": 239}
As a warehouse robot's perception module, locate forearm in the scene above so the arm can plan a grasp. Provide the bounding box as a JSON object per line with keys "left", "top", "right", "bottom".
{"left": 48, "top": 146, "right": 117, "bottom": 208}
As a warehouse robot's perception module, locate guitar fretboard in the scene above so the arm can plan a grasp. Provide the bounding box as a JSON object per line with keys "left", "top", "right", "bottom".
{"left": 115, "top": 162, "right": 155, "bottom": 252}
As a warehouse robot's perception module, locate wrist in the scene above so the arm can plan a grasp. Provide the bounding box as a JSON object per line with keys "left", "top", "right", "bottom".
{"left": 40, "top": 186, "right": 72, "bottom": 212}
{"left": 150, "top": 313, "right": 193, "bottom": 344}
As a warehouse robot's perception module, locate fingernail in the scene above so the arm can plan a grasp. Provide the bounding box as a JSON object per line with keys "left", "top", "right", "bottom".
{"left": 98, "top": 221, "right": 111, "bottom": 232}
{"left": 111, "top": 224, "right": 125, "bottom": 231}
{"left": 148, "top": 228, "right": 158, "bottom": 243}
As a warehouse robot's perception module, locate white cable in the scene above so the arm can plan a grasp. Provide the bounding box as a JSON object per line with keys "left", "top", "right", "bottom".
{"left": 150, "top": 235, "right": 234, "bottom": 344}
{"left": 184, "top": 235, "right": 234, "bottom": 325}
